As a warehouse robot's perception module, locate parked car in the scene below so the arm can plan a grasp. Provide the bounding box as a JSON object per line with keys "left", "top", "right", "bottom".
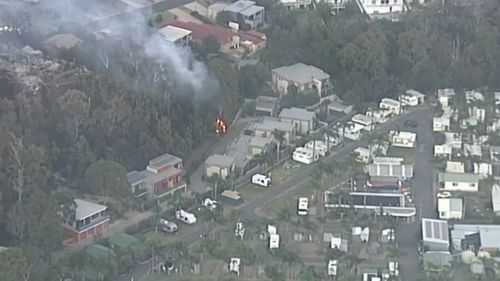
{"left": 437, "top": 191, "right": 452, "bottom": 198}
{"left": 403, "top": 119, "right": 418, "bottom": 128}
{"left": 158, "top": 219, "right": 178, "bottom": 234}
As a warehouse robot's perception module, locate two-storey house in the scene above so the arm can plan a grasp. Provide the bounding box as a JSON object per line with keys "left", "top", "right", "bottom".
{"left": 127, "top": 153, "right": 187, "bottom": 206}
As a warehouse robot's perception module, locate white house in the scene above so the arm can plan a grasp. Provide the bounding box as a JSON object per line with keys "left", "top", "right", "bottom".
{"left": 390, "top": 131, "right": 416, "bottom": 148}
{"left": 366, "top": 109, "right": 391, "bottom": 124}
{"left": 379, "top": 98, "right": 401, "bottom": 115}
{"left": 158, "top": 25, "right": 192, "bottom": 46}
{"left": 434, "top": 144, "right": 452, "bottom": 159}
{"left": 465, "top": 90, "right": 485, "bottom": 104}
{"left": 272, "top": 63, "right": 331, "bottom": 97}
{"left": 352, "top": 114, "right": 373, "bottom": 131}
{"left": 279, "top": 0, "right": 312, "bottom": 10}
{"left": 437, "top": 88, "right": 455, "bottom": 108}
{"left": 357, "top": 0, "right": 408, "bottom": 19}
{"left": 444, "top": 132, "right": 462, "bottom": 149}
{"left": 339, "top": 121, "right": 365, "bottom": 141}
{"left": 353, "top": 147, "right": 373, "bottom": 163}
{"left": 422, "top": 218, "right": 450, "bottom": 251}
{"left": 433, "top": 117, "right": 450, "bottom": 132}
{"left": 438, "top": 198, "right": 464, "bottom": 220}
{"left": 438, "top": 172, "right": 481, "bottom": 192}
{"left": 400, "top": 89, "right": 425, "bottom": 107}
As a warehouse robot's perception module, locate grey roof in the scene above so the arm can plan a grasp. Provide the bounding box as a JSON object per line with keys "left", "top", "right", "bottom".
{"left": 422, "top": 218, "right": 449, "bottom": 244}
{"left": 279, "top": 107, "right": 315, "bottom": 121}
{"left": 205, "top": 154, "right": 236, "bottom": 168}
{"left": 253, "top": 118, "right": 295, "bottom": 133}
{"left": 209, "top": 2, "right": 229, "bottom": 12}
{"left": 491, "top": 146, "right": 500, "bottom": 161}
{"left": 224, "top": 0, "right": 256, "bottom": 13}
{"left": 423, "top": 251, "right": 452, "bottom": 267}
{"left": 227, "top": 135, "right": 253, "bottom": 169}
{"left": 272, "top": 63, "right": 329, "bottom": 84}
{"left": 479, "top": 229, "right": 500, "bottom": 249}
{"left": 250, "top": 136, "right": 272, "bottom": 148}
{"left": 127, "top": 171, "right": 146, "bottom": 185}
{"left": 368, "top": 163, "right": 414, "bottom": 178}
{"left": 255, "top": 96, "right": 278, "bottom": 111}
{"left": 74, "top": 199, "right": 107, "bottom": 221}
{"left": 148, "top": 153, "right": 182, "bottom": 170}
{"left": 239, "top": 4, "right": 264, "bottom": 16}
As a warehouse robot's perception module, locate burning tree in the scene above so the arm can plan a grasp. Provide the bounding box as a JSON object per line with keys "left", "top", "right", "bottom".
{"left": 215, "top": 117, "right": 228, "bottom": 135}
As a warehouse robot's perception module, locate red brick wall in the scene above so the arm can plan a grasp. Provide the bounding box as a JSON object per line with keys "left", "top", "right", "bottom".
{"left": 63, "top": 221, "right": 110, "bottom": 244}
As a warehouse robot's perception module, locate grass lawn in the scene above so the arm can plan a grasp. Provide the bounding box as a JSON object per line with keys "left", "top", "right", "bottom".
{"left": 238, "top": 184, "right": 268, "bottom": 201}
{"left": 141, "top": 223, "right": 197, "bottom": 246}
{"left": 271, "top": 164, "right": 303, "bottom": 182}
{"left": 387, "top": 146, "right": 416, "bottom": 164}
{"left": 258, "top": 179, "right": 313, "bottom": 218}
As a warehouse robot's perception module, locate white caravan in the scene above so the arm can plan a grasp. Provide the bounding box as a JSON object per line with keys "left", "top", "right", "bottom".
{"left": 297, "top": 197, "right": 309, "bottom": 216}
{"left": 293, "top": 147, "right": 319, "bottom": 165}
{"left": 252, "top": 173, "right": 271, "bottom": 187}
{"left": 175, "top": 209, "right": 197, "bottom": 224}
{"left": 203, "top": 198, "right": 218, "bottom": 211}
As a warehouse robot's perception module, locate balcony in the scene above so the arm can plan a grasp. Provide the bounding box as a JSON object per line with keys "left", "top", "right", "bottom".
{"left": 74, "top": 214, "right": 111, "bottom": 233}
{"left": 154, "top": 181, "right": 187, "bottom": 198}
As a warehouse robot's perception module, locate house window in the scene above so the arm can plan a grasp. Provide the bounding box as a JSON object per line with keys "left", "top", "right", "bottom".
{"left": 452, "top": 182, "right": 458, "bottom": 186}
{"left": 381, "top": 0, "right": 389, "bottom": 3}
{"left": 440, "top": 212, "right": 446, "bottom": 217}
{"left": 371, "top": 0, "right": 376, "bottom": 4}
{"left": 470, "top": 183, "right": 476, "bottom": 187}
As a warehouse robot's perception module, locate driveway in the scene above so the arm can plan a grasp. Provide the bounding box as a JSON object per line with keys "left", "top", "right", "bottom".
{"left": 395, "top": 108, "right": 436, "bottom": 281}
{"left": 115, "top": 106, "right": 431, "bottom": 281}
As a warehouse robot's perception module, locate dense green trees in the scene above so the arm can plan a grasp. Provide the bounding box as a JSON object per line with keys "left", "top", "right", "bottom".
{"left": 0, "top": 248, "right": 31, "bottom": 281}
{"left": 258, "top": 1, "right": 500, "bottom": 103}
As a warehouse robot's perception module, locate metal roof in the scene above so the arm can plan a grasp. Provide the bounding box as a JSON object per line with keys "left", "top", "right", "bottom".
{"left": 239, "top": 4, "right": 264, "bottom": 16}
{"left": 279, "top": 107, "right": 315, "bottom": 121}
{"left": 254, "top": 118, "right": 295, "bottom": 132}
{"left": 158, "top": 26, "right": 192, "bottom": 43}
{"left": 74, "top": 199, "right": 107, "bottom": 221}
{"left": 255, "top": 96, "right": 278, "bottom": 111}
{"left": 423, "top": 251, "right": 452, "bottom": 268}
{"left": 438, "top": 172, "right": 481, "bottom": 183}
{"left": 422, "top": 218, "right": 449, "bottom": 245}
{"left": 272, "top": 63, "right": 329, "bottom": 84}
{"left": 224, "top": 0, "right": 257, "bottom": 13}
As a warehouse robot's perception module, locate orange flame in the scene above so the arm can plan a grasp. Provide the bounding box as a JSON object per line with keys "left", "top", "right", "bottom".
{"left": 215, "top": 117, "right": 228, "bottom": 134}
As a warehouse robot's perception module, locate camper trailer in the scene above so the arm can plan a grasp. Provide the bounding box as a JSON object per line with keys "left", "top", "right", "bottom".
{"left": 175, "top": 209, "right": 197, "bottom": 224}
{"left": 203, "top": 198, "right": 218, "bottom": 211}
{"left": 297, "top": 197, "right": 309, "bottom": 216}
{"left": 252, "top": 173, "right": 271, "bottom": 187}
{"left": 293, "top": 147, "right": 319, "bottom": 165}
{"left": 158, "top": 219, "right": 178, "bottom": 234}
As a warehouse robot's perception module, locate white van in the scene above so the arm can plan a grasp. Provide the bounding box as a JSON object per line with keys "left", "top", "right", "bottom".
{"left": 252, "top": 173, "right": 271, "bottom": 187}
{"left": 297, "top": 197, "right": 309, "bottom": 216}
{"left": 158, "top": 219, "right": 178, "bottom": 234}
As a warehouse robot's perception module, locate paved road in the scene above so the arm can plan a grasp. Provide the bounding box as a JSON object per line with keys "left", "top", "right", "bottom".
{"left": 395, "top": 108, "right": 436, "bottom": 281}
{"left": 117, "top": 106, "right": 431, "bottom": 281}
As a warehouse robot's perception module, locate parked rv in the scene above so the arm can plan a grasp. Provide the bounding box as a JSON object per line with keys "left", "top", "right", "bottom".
{"left": 203, "top": 198, "right": 218, "bottom": 211}
{"left": 297, "top": 197, "right": 309, "bottom": 216}
{"left": 175, "top": 209, "right": 197, "bottom": 224}
{"left": 252, "top": 173, "right": 271, "bottom": 187}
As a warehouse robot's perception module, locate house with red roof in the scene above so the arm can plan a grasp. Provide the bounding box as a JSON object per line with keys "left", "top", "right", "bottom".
{"left": 166, "top": 20, "right": 266, "bottom": 54}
